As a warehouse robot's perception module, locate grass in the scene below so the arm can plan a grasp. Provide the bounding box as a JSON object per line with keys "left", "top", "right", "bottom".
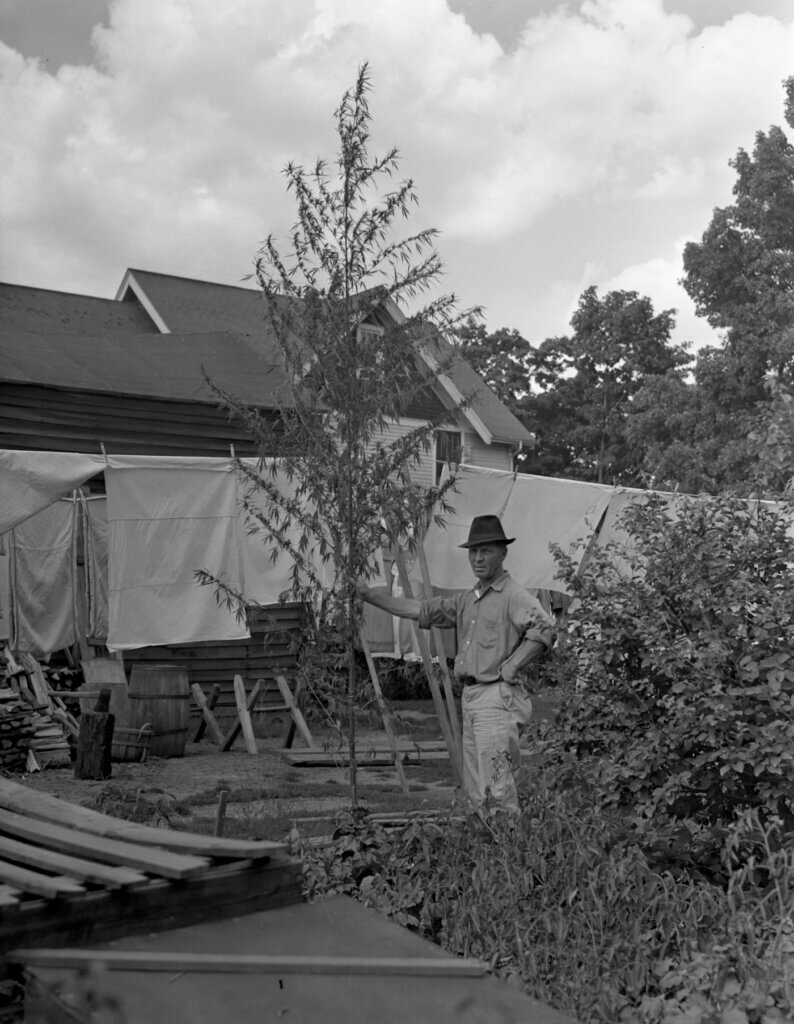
{"left": 301, "top": 766, "right": 794, "bottom": 1024}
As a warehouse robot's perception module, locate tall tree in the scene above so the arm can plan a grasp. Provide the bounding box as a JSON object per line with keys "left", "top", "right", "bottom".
{"left": 524, "top": 287, "right": 690, "bottom": 484}
{"left": 453, "top": 319, "right": 533, "bottom": 417}
{"left": 677, "top": 76, "right": 794, "bottom": 494}
{"left": 683, "top": 77, "right": 794, "bottom": 399}
{"left": 199, "top": 65, "right": 468, "bottom": 802}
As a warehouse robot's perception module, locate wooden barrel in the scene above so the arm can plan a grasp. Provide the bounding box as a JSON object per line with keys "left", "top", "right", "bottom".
{"left": 111, "top": 724, "right": 153, "bottom": 763}
{"left": 127, "top": 665, "right": 190, "bottom": 758}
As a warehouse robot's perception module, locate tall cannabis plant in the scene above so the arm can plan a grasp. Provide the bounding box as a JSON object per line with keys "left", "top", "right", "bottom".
{"left": 206, "top": 65, "right": 472, "bottom": 801}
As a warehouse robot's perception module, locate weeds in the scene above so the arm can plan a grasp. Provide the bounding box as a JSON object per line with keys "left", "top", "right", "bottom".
{"left": 84, "top": 783, "right": 191, "bottom": 827}
{"left": 301, "top": 769, "right": 794, "bottom": 1023}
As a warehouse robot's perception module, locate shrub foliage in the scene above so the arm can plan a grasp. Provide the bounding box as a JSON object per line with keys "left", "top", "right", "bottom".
{"left": 547, "top": 493, "right": 794, "bottom": 830}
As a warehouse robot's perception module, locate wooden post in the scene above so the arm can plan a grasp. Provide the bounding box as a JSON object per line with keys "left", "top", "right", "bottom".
{"left": 214, "top": 790, "right": 229, "bottom": 837}
{"left": 415, "top": 533, "right": 463, "bottom": 751}
{"left": 358, "top": 630, "right": 410, "bottom": 795}
{"left": 233, "top": 675, "right": 258, "bottom": 755}
{"left": 190, "top": 684, "right": 226, "bottom": 746}
{"left": 220, "top": 679, "right": 262, "bottom": 752}
{"left": 392, "top": 548, "right": 463, "bottom": 786}
{"left": 275, "top": 676, "right": 315, "bottom": 748}
{"left": 193, "top": 683, "right": 220, "bottom": 742}
{"left": 73, "top": 688, "right": 114, "bottom": 780}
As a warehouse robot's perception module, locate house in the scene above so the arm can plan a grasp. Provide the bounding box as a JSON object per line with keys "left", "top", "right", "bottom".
{"left": 0, "top": 269, "right": 533, "bottom": 479}
{"left": 0, "top": 271, "right": 533, "bottom": 695}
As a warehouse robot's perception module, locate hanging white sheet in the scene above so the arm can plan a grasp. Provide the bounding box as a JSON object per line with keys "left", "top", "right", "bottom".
{"left": 0, "top": 450, "right": 104, "bottom": 533}
{"left": 104, "top": 456, "right": 249, "bottom": 650}
{"left": 9, "top": 500, "right": 78, "bottom": 655}
{"left": 236, "top": 459, "right": 335, "bottom": 604}
{"left": 423, "top": 466, "right": 612, "bottom": 593}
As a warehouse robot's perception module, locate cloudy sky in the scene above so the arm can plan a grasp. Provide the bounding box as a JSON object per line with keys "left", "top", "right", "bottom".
{"left": 1, "top": 0, "right": 793, "bottom": 351}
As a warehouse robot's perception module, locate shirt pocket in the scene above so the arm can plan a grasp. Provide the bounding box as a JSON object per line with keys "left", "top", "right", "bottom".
{"left": 476, "top": 615, "right": 500, "bottom": 649}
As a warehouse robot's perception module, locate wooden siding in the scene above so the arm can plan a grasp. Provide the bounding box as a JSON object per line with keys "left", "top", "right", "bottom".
{"left": 367, "top": 418, "right": 518, "bottom": 487}
{"left": 121, "top": 603, "right": 306, "bottom": 730}
{"left": 366, "top": 418, "right": 436, "bottom": 488}
{"left": 467, "top": 431, "right": 515, "bottom": 472}
{"left": 0, "top": 384, "right": 272, "bottom": 457}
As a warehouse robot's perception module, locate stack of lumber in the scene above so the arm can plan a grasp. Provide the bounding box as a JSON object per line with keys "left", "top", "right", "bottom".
{"left": 0, "top": 689, "right": 35, "bottom": 772}
{"left": 1, "top": 649, "right": 75, "bottom": 768}
{"left": 0, "top": 777, "right": 302, "bottom": 954}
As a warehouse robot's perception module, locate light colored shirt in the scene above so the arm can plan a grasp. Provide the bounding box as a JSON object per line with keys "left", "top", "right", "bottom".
{"left": 417, "top": 571, "right": 556, "bottom": 683}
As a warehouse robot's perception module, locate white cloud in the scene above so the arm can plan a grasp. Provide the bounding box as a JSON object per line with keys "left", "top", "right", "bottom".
{"left": 0, "top": 0, "right": 792, "bottom": 346}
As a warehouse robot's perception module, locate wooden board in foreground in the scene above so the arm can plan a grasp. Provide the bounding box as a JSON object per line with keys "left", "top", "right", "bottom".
{"left": 13, "top": 949, "right": 487, "bottom": 977}
{"left": 0, "top": 776, "right": 285, "bottom": 858}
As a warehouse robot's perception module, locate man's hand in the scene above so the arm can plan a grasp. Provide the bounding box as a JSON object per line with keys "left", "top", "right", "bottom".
{"left": 355, "top": 579, "right": 371, "bottom": 600}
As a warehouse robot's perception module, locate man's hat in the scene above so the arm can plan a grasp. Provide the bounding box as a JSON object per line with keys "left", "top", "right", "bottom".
{"left": 459, "top": 515, "right": 515, "bottom": 549}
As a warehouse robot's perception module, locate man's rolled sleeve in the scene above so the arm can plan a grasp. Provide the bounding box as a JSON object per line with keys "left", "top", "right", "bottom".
{"left": 417, "top": 595, "right": 459, "bottom": 631}
{"left": 513, "top": 591, "right": 556, "bottom": 650}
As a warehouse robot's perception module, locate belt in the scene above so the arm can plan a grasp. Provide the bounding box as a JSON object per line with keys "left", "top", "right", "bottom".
{"left": 458, "top": 676, "right": 499, "bottom": 686}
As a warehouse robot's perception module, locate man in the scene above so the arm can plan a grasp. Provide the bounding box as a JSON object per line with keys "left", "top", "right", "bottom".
{"left": 357, "top": 515, "right": 556, "bottom": 813}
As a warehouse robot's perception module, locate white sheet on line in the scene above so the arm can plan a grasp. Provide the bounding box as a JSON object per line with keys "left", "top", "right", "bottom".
{"left": 10, "top": 500, "right": 77, "bottom": 655}
{"left": 104, "top": 457, "right": 249, "bottom": 650}
{"left": 236, "top": 459, "right": 334, "bottom": 604}
{"left": 423, "top": 466, "right": 613, "bottom": 593}
{"left": 0, "top": 450, "right": 104, "bottom": 533}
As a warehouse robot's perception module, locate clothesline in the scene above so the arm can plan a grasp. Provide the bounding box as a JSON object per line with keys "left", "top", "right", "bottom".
{"left": 3, "top": 451, "right": 785, "bottom": 656}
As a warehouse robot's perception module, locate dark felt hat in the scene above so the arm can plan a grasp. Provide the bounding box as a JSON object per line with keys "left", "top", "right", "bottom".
{"left": 459, "top": 515, "right": 515, "bottom": 548}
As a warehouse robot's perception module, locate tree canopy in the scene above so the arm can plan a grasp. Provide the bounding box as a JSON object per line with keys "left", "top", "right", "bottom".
{"left": 458, "top": 77, "right": 794, "bottom": 498}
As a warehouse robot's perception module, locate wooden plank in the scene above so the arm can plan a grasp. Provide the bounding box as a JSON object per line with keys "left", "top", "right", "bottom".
{"left": 0, "top": 859, "right": 85, "bottom": 899}
{"left": 17, "top": 653, "right": 53, "bottom": 709}
{"left": 193, "top": 683, "right": 220, "bottom": 742}
{"left": 80, "top": 659, "right": 128, "bottom": 687}
{"left": 233, "top": 675, "right": 258, "bottom": 755}
{"left": 0, "top": 860, "right": 303, "bottom": 953}
{"left": 190, "top": 684, "right": 225, "bottom": 746}
{"left": 0, "top": 812, "right": 209, "bottom": 880}
{"left": 0, "top": 778, "right": 285, "bottom": 859}
{"left": 393, "top": 549, "right": 463, "bottom": 788}
{"left": 415, "top": 531, "right": 463, "bottom": 755}
{"left": 11, "top": 949, "right": 487, "bottom": 977}
{"left": 220, "top": 679, "right": 261, "bottom": 752}
{"left": 359, "top": 632, "right": 409, "bottom": 794}
{"left": 275, "top": 675, "right": 314, "bottom": 748}
{"left": 0, "top": 834, "right": 147, "bottom": 889}
{"left": 282, "top": 749, "right": 449, "bottom": 767}
{"left": 0, "top": 884, "right": 23, "bottom": 908}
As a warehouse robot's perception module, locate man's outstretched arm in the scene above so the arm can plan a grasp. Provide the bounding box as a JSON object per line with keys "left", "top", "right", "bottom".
{"left": 356, "top": 582, "right": 422, "bottom": 621}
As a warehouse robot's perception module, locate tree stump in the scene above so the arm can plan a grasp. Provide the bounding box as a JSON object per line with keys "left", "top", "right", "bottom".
{"left": 74, "top": 688, "right": 115, "bottom": 780}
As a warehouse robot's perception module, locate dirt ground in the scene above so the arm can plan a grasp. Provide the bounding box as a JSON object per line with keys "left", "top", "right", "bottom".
{"left": 19, "top": 703, "right": 461, "bottom": 840}
{"left": 19, "top": 693, "right": 560, "bottom": 841}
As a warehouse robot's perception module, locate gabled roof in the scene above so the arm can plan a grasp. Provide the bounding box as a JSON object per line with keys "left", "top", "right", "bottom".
{"left": 116, "top": 268, "right": 269, "bottom": 339}
{"left": 0, "top": 329, "right": 285, "bottom": 406}
{"left": 0, "top": 282, "right": 158, "bottom": 334}
{"left": 118, "top": 269, "right": 534, "bottom": 447}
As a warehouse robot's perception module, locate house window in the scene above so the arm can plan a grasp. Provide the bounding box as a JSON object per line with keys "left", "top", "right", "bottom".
{"left": 435, "top": 430, "right": 463, "bottom": 483}
{"left": 357, "top": 323, "right": 384, "bottom": 345}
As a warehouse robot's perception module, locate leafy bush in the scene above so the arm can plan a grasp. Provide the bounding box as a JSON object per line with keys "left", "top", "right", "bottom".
{"left": 301, "top": 770, "right": 794, "bottom": 1023}
{"left": 546, "top": 493, "right": 794, "bottom": 832}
